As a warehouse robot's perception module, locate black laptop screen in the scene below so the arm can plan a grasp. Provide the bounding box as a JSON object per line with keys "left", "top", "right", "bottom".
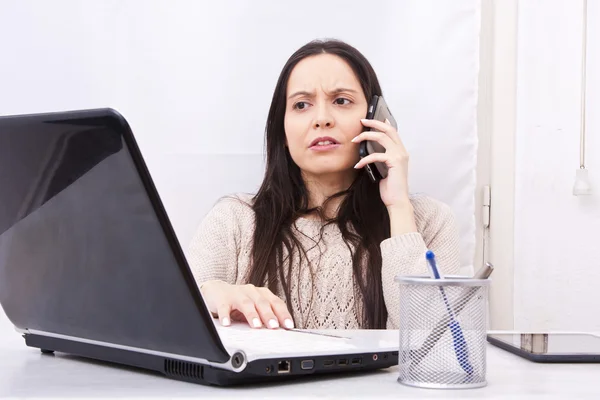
{"left": 0, "top": 111, "right": 228, "bottom": 362}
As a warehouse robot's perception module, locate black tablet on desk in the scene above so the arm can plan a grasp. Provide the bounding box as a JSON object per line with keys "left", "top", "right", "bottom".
{"left": 487, "top": 333, "right": 600, "bottom": 363}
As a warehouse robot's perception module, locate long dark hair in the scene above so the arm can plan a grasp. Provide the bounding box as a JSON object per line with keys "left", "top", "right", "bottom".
{"left": 248, "top": 39, "right": 390, "bottom": 329}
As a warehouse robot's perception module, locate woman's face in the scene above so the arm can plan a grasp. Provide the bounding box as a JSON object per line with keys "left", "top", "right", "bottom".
{"left": 284, "top": 54, "right": 368, "bottom": 179}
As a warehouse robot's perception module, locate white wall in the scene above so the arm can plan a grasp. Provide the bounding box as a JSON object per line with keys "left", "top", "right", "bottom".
{"left": 0, "top": 1, "right": 482, "bottom": 336}
{"left": 0, "top": 0, "right": 480, "bottom": 273}
{"left": 481, "top": 0, "right": 519, "bottom": 330}
{"left": 514, "top": 0, "right": 600, "bottom": 331}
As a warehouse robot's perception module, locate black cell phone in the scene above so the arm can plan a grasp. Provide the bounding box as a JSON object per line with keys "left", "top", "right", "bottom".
{"left": 487, "top": 333, "right": 600, "bottom": 363}
{"left": 359, "top": 95, "right": 398, "bottom": 183}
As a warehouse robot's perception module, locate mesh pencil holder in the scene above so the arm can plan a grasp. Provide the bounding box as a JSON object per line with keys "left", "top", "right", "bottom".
{"left": 394, "top": 275, "right": 490, "bottom": 389}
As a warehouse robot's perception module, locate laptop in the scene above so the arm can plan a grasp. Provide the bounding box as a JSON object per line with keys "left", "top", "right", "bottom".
{"left": 0, "top": 108, "right": 399, "bottom": 386}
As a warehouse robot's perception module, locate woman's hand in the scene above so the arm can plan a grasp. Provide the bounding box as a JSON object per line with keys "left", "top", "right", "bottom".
{"left": 200, "top": 280, "right": 295, "bottom": 329}
{"left": 352, "top": 118, "right": 410, "bottom": 207}
{"left": 352, "top": 118, "right": 417, "bottom": 235}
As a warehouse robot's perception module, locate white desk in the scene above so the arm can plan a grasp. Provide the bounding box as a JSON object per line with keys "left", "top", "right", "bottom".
{"left": 0, "top": 332, "right": 599, "bottom": 399}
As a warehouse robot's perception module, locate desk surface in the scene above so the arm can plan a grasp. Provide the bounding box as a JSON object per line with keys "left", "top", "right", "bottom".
{"left": 1, "top": 329, "right": 599, "bottom": 399}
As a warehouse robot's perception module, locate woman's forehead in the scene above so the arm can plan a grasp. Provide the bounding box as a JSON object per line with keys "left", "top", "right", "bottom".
{"left": 287, "top": 54, "right": 362, "bottom": 95}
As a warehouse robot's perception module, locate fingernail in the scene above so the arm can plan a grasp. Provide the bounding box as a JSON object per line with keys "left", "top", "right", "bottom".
{"left": 351, "top": 136, "right": 358, "bottom": 142}
{"left": 221, "top": 317, "right": 230, "bottom": 326}
{"left": 354, "top": 162, "right": 361, "bottom": 169}
{"left": 385, "top": 118, "right": 390, "bottom": 124}
{"left": 252, "top": 318, "right": 262, "bottom": 328}
{"left": 284, "top": 319, "right": 294, "bottom": 329}
{"left": 268, "top": 319, "right": 279, "bottom": 329}
{"left": 360, "top": 118, "right": 367, "bottom": 122}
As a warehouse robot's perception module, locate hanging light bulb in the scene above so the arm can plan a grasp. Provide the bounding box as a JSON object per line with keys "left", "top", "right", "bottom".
{"left": 573, "top": 168, "right": 592, "bottom": 196}
{"left": 573, "top": 0, "right": 591, "bottom": 196}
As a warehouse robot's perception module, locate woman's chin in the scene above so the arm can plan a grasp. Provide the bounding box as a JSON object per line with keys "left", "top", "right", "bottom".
{"left": 301, "top": 165, "right": 357, "bottom": 178}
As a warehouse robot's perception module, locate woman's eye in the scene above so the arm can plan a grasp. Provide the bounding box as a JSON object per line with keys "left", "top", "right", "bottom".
{"left": 335, "top": 98, "right": 351, "bottom": 105}
{"left": 294, "top": 101, "right": 309, "bottom": 110}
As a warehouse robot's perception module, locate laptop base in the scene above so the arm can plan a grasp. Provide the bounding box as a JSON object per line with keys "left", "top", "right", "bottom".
{"left": 23, "top": 333, "right": 398, "bottom": 386}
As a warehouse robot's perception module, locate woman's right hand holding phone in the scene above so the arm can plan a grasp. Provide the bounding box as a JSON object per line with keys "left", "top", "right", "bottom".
{"left": 199, "top": 280, "right": 295, "bottom": 330}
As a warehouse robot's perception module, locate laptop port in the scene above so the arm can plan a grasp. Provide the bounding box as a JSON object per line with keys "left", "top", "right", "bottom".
{"left": 300, "top": 360, "right": 314, "bottom": 370}
{"left": 323, "top": 360, "right": 334, "bottom": 367}
{"left": 351, "top": 357, "right": 362, "bottom": 365}
{"left": 337, "top": 359, "right": 348, "bottom": 366}
{"left": 277, "top": 360, "right": 290, "bottom": 374}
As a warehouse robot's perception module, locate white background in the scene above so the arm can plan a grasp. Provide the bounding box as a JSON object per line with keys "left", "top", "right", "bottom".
{"left": 0, "top": 0, "right": 480, "bottom": 337}
{"left": 1, "top": 0, "right": 600, "bottom": 389}
{"left": 514, "top": 0, "right": 600, "bottom": 331}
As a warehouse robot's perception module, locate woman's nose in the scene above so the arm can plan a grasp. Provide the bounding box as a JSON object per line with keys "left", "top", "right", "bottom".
{"left": 313, "top": 109, "right": 334, "bottom": 129}
{"left": 314, "top": 119, "right": 333, "bottom": 129}
{"left": 312, "top": 101, "right": 335, "bottom": 129}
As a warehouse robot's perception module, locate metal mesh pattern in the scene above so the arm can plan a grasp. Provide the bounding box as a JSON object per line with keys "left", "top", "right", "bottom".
{"left": 397, "top": 278, "right": 489, "bottom": 389}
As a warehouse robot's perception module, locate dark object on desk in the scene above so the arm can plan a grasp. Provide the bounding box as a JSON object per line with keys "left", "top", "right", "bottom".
{"left": 487, "top": 333, "right": 600, "bottom": 363}
{"left": 0, "top": 108, "right": 398, "bottom": 387}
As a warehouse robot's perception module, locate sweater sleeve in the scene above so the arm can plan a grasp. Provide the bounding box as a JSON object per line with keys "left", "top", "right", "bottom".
{"left": 381, "top": 195, "right": 461, "bottom": 329}
{"left": 186, "top": 196, "right": 249, "bottom": 289}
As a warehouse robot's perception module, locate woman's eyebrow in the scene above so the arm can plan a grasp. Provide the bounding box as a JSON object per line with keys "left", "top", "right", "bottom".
{"left": 288, "top": 90, "right": 314, "bottom": 100}
{"left": 287, "top": 87, "right": 358, "bottom": 100}
{"left": 327, "top": 87, "right": 358, "bottom": 96}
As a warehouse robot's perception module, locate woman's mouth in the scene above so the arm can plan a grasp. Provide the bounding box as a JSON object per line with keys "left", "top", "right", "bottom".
{"left": 309, "top": 137, "right": 341, "bottom": 151}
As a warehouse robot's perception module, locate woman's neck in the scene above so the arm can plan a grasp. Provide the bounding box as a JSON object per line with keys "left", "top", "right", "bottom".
{"left": 302, "top": 171, "right": 356, "bottom": 219}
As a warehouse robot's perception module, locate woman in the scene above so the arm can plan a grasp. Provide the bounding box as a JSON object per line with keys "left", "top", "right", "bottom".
{"left": 187, "top": 39, "right": 460, "bottom": 330}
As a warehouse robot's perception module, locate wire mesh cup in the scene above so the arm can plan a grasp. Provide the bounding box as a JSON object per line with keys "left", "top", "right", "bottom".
{"left": 394, "top": 275, "right": 490, "bottom": 389}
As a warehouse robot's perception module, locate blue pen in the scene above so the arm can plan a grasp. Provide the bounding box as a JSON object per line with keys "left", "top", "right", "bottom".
{"left": 426, "top": 250, "right": 473, "bottom": 376}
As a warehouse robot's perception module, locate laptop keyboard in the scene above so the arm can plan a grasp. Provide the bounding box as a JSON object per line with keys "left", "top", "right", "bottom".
{"left": 216, "top": 325, "right": 358, "bottom": 355}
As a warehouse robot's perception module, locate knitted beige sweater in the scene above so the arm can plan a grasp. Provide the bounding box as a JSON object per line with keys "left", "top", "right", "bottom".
{"left": 187, "top": 193, "right": 460, "bottom": 330}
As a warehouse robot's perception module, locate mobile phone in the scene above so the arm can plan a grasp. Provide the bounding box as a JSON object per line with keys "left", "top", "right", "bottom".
{"left": 359, "top": 95, "right": 398, "bottom": 183}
